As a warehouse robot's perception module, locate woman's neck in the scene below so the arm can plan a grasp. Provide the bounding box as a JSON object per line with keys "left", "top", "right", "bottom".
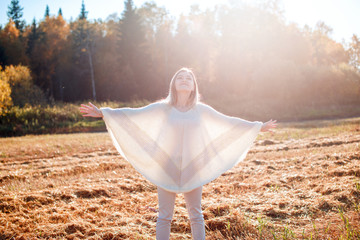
{"left": 176, "top": 92, "right": 191, "bottom": 108}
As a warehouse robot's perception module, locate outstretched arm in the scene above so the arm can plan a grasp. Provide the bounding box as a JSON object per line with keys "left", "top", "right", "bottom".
{"left": 260, "top": 119, "right": 277, "bottom": 133}
{"left": 79, "top": 102, "right": 103, "bottom": 118}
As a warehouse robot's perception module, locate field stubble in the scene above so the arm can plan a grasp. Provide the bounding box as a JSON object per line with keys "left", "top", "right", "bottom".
{"left": 0, "top": 118, "right": 359, "bottom": 239}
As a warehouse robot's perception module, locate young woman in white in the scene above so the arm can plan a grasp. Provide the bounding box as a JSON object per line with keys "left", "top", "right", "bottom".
{"left": 79, "top": 67, "right": 277, "bottom": 240}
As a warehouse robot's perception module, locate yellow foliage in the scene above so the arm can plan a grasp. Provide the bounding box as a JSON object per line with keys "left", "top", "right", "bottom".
{"left": 0, "top": 66, "right": 13, "bottom": 115}
{"left": 3, "top": 65, "right": 32, "bottom": 87}
{"left": 1, "top": 19, "right": 19, "bottom": 39}
{"left": 0, "top": 65, "right": 47, "bottom": 108}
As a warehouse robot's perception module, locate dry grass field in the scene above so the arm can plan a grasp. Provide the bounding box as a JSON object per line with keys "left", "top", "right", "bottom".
{"left": 0, "top": 117, "right": 359, "bottom": 239}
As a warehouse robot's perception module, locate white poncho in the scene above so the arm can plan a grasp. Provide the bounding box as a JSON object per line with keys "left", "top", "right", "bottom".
{"left": 100, "top": 102, "right": 262, "bottom": 193}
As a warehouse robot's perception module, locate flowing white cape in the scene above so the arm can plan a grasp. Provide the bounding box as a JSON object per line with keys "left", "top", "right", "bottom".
{"left": 100, "top": 102, "right": 262, "bottom": 193}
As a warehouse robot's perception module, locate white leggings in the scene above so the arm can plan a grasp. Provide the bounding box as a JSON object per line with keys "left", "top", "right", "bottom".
{"left": 156, "top": 186, "right": 205, "bottom": 240}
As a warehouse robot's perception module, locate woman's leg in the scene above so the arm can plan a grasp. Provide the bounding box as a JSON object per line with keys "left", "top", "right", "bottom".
{"left": 184, "top": 186, "right": 205, "bottom": 240}
{"left": 156, "top": 186, "right": 176, "bottom": 240}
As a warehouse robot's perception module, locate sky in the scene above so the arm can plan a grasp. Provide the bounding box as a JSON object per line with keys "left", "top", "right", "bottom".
{"left": 0, "top": 0, "right": 359, "bottom": 44}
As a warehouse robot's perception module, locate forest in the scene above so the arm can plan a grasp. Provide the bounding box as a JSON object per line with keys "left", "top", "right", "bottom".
{"left": 1, "top": 0, "right": 360, "bottom": 122}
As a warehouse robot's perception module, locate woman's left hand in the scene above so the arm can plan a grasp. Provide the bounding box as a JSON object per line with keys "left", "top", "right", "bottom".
{"left": 261, "top": 119, "right": 277, "bottom": 133}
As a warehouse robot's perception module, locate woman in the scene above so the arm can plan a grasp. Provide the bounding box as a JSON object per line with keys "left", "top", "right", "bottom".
{"left": 79, "top": 67, "right": 277, "bottom": 240}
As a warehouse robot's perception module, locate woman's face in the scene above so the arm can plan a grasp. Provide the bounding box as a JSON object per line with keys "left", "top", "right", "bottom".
{"left": 174, "top": 71, "right": 195, "bottom": 93}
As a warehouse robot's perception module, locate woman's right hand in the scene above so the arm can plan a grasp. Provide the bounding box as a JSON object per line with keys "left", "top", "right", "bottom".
{"left": 79, "top": 102, "right": 103, "bottom": 118}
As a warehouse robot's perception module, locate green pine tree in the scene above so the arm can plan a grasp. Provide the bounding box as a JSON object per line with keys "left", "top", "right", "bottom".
{"left": 79, "top": 0, "right": 88, "bottom": 20}
{"left": 71, "top": 1, "right": 96, "bottom": 100}
{"left": 117, "top": 0, "right": 150, "bottom": 99}
{"left": 120, "top": 0, "right": 146, "bottom": 53}
{"left": 26, "top": 18, "right": 39, "bottom": 56}
{"left": 7, "top": 0, "right": 25, "bottom": 31}
{"left": 45, "top": 5, "right": 50, "bottom": 18}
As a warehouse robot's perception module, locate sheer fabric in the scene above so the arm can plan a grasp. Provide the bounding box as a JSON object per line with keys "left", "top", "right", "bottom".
{"left": 101, "top": 102, "right": 262, "bottom": 193}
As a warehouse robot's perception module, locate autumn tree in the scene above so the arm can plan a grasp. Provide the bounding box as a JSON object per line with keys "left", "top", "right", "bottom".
{"left": 0, "top": 20, "right": 28, "bottom": 67}
{"left": 0, "top": 66, "right": 13, "bottom": 115}
{"left": 2, "top": 65, "right": 46, "bottom": 107}
{"left": 310, "top": 21, "right": 348, "bottom": 65}
{"left": 348, "top": 34, "right": 360, "bottom": 71}
{"left": 30, "top": 13, "right": 70, "bottom": 100}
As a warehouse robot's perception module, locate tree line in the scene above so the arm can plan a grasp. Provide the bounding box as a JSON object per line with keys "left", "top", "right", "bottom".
{"left": 1, "top": 0, "right": 360, "bottom": 118}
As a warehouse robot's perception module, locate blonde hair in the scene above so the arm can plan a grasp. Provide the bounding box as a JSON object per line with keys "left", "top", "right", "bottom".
{"left": 166, "top": 67, "right": 200, "bottom": 107}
